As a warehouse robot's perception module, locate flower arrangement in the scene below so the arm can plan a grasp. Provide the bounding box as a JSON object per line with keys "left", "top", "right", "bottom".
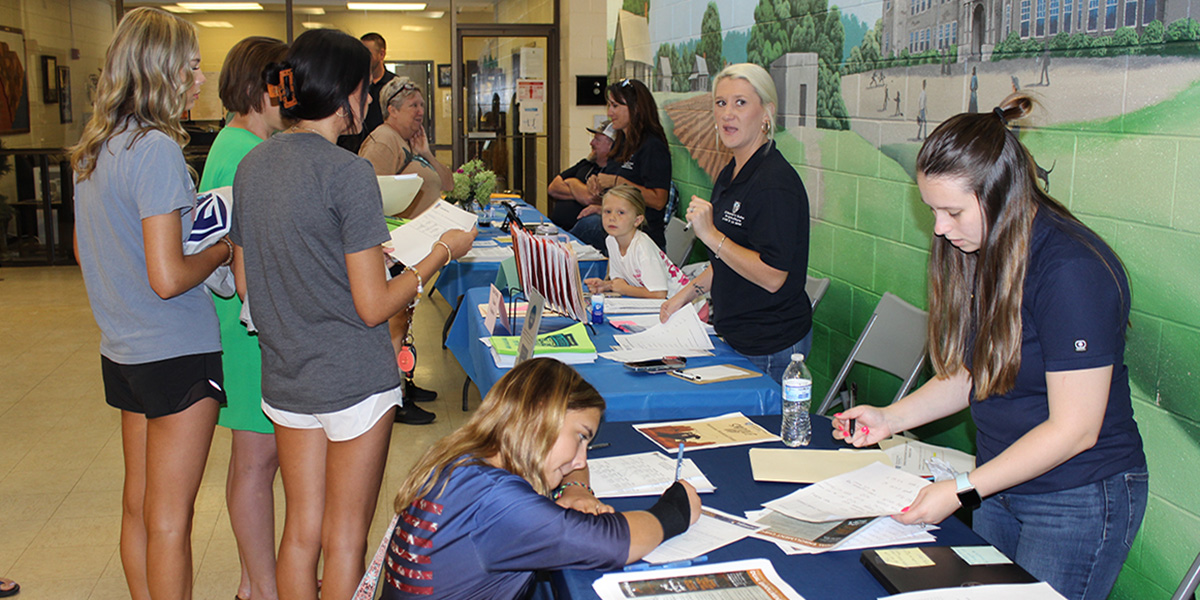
{"left": 447, "top": 159, "right": 497, "bottom": 209}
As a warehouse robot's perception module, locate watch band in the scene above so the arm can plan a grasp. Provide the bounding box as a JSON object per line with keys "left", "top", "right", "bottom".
{"left": 955, "top": 472, "right": 982, "bottom": 510}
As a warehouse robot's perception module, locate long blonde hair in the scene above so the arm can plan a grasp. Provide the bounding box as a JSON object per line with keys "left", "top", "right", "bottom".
{"left": 393, "top": 359, "right": 606, "bottom": 512}
{"left": 70, "top": 7, "right": 199, "bottom": 181}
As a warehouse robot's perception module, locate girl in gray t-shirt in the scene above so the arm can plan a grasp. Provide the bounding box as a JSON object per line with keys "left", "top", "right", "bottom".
{"left": 69, "top": 8, "right": 231, "bottom": 600}
{"left": 228, "top": 29, "right": 476, "bottom": 600}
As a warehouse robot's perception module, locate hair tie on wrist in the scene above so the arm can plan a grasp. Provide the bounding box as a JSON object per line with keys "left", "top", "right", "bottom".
{"left": 993, "top": 106, "right": 1007, "bottom": 125}
{"left": 268, "top": 67, "right": 297, "bottom": 108}
{"left": 552, "top": 481, "right": 593, "bottom": 500}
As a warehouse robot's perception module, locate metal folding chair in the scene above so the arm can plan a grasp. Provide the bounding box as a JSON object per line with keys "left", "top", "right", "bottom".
{"left": 816, "top": 292, "right": 928, "bottom": 415}
{"left": 806, "top": 276, "right": 830, "bottom": 310}
{"left": 1173, "top": 549, "right": 1200, "bottom": 600}
{"left": 665, "top": 217, "right": 696, "bottom": 268}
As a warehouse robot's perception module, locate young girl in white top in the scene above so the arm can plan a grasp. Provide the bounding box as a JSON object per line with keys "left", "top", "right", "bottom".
{"left": 584, "top": 185, "right": 689, "bottom": 298}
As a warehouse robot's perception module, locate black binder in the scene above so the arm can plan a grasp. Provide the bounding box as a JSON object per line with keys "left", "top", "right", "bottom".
{"left": 861, "top": 546, "right": 1038, "bottom": 595}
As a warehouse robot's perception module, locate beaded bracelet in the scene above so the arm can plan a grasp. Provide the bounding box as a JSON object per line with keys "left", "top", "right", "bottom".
{"left": 219, "top": 237, "right": 235, "bottom": 267}
{"left": 403, "top": 266, "right": 423, "bottom": 309}
{"left": 552, "top": 481, "right": 593, "bottom": 500}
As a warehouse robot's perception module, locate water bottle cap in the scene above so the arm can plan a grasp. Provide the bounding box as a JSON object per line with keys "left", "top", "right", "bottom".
{"left": 792, "top": 353, "right": 805, "bottom": 362}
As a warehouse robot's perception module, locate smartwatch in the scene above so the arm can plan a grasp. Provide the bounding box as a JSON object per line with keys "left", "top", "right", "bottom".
{"left": 955, "top": 472, "right": 982, "bottom": 510}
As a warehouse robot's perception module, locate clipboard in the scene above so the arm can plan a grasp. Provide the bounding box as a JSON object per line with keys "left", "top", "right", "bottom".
{"left": 668, "top": 364, "right": 762, "bottom": 384}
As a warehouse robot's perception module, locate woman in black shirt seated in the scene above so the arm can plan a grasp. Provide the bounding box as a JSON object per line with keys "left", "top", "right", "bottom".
{"left": 660, "top": 63, "right": 812, "bottom": 382}
{"left": 571, "top": 78, "right": 672, "bottom": 251}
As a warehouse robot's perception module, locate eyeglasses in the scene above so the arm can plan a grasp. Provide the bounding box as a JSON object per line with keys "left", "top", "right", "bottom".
{"left": 385, "top": 82, "right": 419, "bottom": 108}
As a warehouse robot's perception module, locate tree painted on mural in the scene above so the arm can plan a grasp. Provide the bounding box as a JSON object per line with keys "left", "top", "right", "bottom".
{"left": 991, "top": 17, "right": 1200, "bottom": 60}
{"left": 655, "top": 42, "right": 698, "bottom": 92}
{"left": 696, "top": 2, "right": 727, "bottom": 75}
{"left": 622, "top": 0, "right": 649, "bottom": 17}
{"left": 846, "top": 19, "right": 882, "bottom": 74}
{"left": 746, "top": 0, "right": 850, "bottom": 129}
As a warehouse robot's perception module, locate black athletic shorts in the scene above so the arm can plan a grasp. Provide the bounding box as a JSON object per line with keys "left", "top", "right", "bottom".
{"left": 101, "top": 352, "right": 227, "bottom": 418}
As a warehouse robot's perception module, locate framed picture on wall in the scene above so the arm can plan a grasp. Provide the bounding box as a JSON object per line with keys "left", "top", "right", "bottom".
{"left": 41, "top": 54, "right": 57, "bottom": 103}
{"left": 437, "top": 64, "right": 451, "bottom": 88}
{"left": 0, "top": 25, "right": 32, "bottom": 134}
{"left": 58, "top": 65, "right": 71, "bottom": 124}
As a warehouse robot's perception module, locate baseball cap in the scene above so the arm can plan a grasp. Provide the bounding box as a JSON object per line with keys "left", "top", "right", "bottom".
{"left": 586, "top": 120, "right": 616, "bottom": 141}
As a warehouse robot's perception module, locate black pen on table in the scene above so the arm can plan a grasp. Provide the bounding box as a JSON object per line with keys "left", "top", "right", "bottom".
{"left": 587, "top": 442, "right": 610, "bottom": 451}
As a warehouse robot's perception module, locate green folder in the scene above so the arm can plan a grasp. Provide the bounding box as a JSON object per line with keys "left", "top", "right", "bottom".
{"left": 490, "top": 322, "right": 596, "bottom": 356}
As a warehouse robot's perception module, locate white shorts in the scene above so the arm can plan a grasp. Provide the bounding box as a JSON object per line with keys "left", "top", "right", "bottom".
{"left": 262, "top": 386, "right": 403, "bottom": 442}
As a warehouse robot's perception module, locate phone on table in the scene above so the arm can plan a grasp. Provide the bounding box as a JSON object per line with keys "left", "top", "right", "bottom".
{"left": 623, "top": 357, "right": 686, "bottom": 373}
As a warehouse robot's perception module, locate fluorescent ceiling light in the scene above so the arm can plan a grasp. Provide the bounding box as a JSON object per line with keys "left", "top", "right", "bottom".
{"left": 346, "top": 2, "right": 427, "bottom": 10}
{"left": 420, "top": 10, "right": 445, "bottom": 17}
{"left": 163, "top": 5, "right": 201, "bottom": 12}
{"left": 296, "top": 6, "right": 326, "bottom": 13}
{"left": 401, "top": 25, "right": 433, "bottom": 31}
{"left": 197, "top": 20, "right": 236, "bottom": 27}
{"left": 176, "top": 2, "right": 264, "bottom": 10}
{"left": 302, "top": 21, "right": 334, "bottom": 28}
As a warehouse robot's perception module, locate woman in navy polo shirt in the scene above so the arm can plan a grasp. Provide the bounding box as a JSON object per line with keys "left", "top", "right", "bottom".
{"left": 660, "top": 63, "right": 812, "bottom": 382}
{"left": 834, "top": 94, "right": 1146, "bottom": 600}
{"left": 571, "top": 78, "right": 672, "bottom": 251}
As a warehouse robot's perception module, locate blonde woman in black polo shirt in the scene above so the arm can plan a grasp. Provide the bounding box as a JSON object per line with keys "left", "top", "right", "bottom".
{"left": 660, "top": 63, "right": 812, "bottom": 382}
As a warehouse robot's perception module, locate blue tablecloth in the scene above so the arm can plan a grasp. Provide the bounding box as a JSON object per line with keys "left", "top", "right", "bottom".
{"left": 433, "top": 201, "right": 607, "bottom": 304}
{"left": 446, "top": 286, "right": 782, "bottom": 421}
{"left": 553, "top": 414, "right": 991, "bottom": 600}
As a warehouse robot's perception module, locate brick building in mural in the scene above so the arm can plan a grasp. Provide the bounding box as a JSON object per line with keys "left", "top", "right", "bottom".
{"left": 880, "top": 0, "right": 1196, "bottom": 60}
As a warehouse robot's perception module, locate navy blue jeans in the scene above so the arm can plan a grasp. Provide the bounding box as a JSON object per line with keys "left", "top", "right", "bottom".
{"left": 741, "top": 329, "right": 813, "bottom": 384}
{"left": 973, "top": 466, "right": 1148, "bottom": 600}
{"left": 569, "top": 214, "right": 608, "bottom": 256}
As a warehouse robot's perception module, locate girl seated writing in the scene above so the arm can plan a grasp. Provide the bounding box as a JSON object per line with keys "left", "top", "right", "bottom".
{"left": 382, "top": 358, "right": 701, "bottom": 599}
{"left": 584, "top": 185, "right": 689, "bottom": 299}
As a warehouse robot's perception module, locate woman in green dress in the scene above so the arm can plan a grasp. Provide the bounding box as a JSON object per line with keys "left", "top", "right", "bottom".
{"left": 198, "top": 35, "right": 288, "bottom": 600}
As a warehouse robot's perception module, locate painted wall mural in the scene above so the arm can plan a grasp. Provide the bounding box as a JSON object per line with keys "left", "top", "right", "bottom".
{"left": 608, "top": 0, "right": 1200, "bottom": 597}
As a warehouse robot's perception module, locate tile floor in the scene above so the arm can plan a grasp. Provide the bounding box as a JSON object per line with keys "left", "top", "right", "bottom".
{"left": 0, "top": 266, "right": 481, "bottom": 599}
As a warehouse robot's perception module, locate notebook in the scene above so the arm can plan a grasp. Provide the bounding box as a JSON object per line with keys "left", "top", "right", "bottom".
{"left": 861, "top": 546, "right": 1037, "bottom": 595}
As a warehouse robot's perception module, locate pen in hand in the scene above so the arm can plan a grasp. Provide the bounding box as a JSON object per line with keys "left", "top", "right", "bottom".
{"left": 674, "top": 442, "right": 685, "bottom": 481}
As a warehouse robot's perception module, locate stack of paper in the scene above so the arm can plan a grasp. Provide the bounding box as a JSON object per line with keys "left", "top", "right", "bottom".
{"left": 603, "top": 297, "right": 665, "bottom": 314}
{"left": 570, "top": 240, "right": 605, "bottom": 261}
{"left": 600, "top": 303, "right": 714, "bottom": 363}
{"left": 747, "top": 510, "right": 936, "bottom": 555}
{"left": 748, "top": 461, "right": 938, "bottom": 555}
{"left": 588, "top": 451, "right": 716, "bottom": 497}
{"left": 483, "top": 322, "right": 597, "bottom": 368}
{"left": 592, "top": 559, "right": 805, "bottom": 600}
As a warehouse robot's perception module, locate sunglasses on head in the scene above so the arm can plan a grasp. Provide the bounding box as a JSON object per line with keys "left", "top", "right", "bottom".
{"left": 385, "top": 82, "right": 419, "bottom": 107}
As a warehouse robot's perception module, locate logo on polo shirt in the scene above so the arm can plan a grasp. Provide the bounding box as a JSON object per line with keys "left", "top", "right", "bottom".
{"left": 621, "top": 160, "right": 635, "bottom": 170}
{"left": 1074, "top": 339, "right": 1087, "bottom": 352}
{"left": 732, "top": 201, "right": 742, "bottom": 214}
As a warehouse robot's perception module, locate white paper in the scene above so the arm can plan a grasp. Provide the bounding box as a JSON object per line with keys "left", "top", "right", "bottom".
{"left": 952, "top": 545, "right": 1013, "bottom": 565}
{"left": 880, "top": 582, "right": 1067, "bottom": 600}
{"left": 387, "top": 201, "right": 476, "bottom": 266}
{"left": 597, "top": 348, "right": 714, "bottom": 363}
{"left": 592, "top": 558, "right": 806, "bottom": 600}
{"left": 459, "top": 246, "right": 513, "bottom": 261}
{"left": 762, "top": 462, "right": 930, "bottom": 522}
{"left": 588, "top": 452, "right": 715, "bottom": 498}
{"left": 603, "top": 297, "right": 666, "bottom": 314}
{"left": 880, "top": 437, "right": 977, "bottom": 478}
{"left": 640, "top": 508, "right": 765, "bottom": 564}
{"left": 614, "top": 303, "right": 714, "bottom": 353}
{"left": 571, "top": 240, "right": 606, "bottom": 261}
{"left": 378, "top": 173, "right": 422, "bottom": 216}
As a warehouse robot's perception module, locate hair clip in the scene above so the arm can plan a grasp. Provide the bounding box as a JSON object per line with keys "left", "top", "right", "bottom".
{"left": 268, "top": 68, "right": 297, "bottom": 108}
{"left": 993, "top": 106, "right": 1007, "bottom": 125}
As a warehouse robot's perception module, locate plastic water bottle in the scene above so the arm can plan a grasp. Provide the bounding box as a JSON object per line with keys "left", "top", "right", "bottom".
{"left": 781, "top": 353, "right": 813, "bottom": 447}
{"left": 590, "top": 294, "right": 605, "bottom": 325}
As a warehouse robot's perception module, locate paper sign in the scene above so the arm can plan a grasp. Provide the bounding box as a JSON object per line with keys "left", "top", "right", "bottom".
{"left": 484, "top": 284, "right": 504, "bottom": 334}
{"left": 952, "top": 546, "right": 1013, "bottom": 566}
{"left": 876, "top": 548, "right": 935, "bottom": 568}
{"left": 519, "top": 101, "right": 544, "bottom": 134}
{"left": 516, "top": 79, "right": 545, "bottom": 102}
{"left": 515, "top": 288, "right": 546, "bottom": 365}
